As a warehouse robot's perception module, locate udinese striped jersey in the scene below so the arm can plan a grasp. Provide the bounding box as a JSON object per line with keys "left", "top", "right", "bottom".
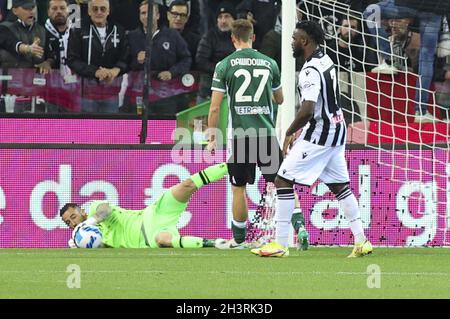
{"left": 297, "top": 49, "right": 346, "bottom": 147}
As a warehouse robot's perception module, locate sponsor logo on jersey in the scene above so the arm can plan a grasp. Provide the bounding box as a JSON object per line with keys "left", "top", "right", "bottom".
{"left": 234, "top": 106, "right": 270, "bottom": 115}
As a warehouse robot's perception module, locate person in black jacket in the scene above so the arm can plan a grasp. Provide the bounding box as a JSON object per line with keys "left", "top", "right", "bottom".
{"left": 236, "top": 0, "right": 280, "bottom": 50}
{"left": 128, "top": 0, "right": 191, "bottom": 79}
{"left": 166, "top": 0, "right": 200, "bottom": 66}
{"left": 195, "top": 1, "right": 235, "bottom": 102}
{"left": 158, "top": 0, "right": 200, "bottom": 35}
{"left": 67, "top": 0, "right": 129, "bottom": 113}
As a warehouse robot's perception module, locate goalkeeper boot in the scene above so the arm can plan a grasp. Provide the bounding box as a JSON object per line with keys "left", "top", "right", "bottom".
{"left": 256, "top": 241, "right": 289, "bottom": 257}
{"left": 297, "top": 227, "right": 309, "bottom": 251}
{"left": 347, "top": 240, "right": 373, "bottom": 258}
{"left": 215, "top": 238, "right": 247, "bottom": 250}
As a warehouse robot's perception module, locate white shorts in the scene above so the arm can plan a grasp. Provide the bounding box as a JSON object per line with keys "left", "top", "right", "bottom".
{"left": 278, "top": 139, "right": 350, "bottom": 186}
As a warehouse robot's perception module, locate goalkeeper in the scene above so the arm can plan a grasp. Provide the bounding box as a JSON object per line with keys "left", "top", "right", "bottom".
{"left": 60, "top": 163, "right": 228, "bottom": 249}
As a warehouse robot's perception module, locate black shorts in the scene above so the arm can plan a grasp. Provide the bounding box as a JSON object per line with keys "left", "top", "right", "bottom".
{"left": 227, "top": 136, "right": 283, "bottom": 187}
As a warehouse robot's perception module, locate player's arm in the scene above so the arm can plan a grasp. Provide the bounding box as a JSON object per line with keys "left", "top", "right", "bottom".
{"left": 81, "top": 202, "right": 113, "bottom": 226}
{"left": 207, "top": 62, "right": 226, "bottom": 151}
{"left": 283, "top": 68, "right": 320, "bottom": 155}
{"left": 273, "top": 88, "right": 284, "bottom": 105}
{"left": 207, "top": 90, "right": 225, "bottom": 144}
{"left": 285, "top": 100, "right": 315, "bottom": 136}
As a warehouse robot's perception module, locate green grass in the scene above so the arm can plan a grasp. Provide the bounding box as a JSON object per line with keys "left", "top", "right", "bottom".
{"left": 0, "top": 248, "right": 449, "bottom": 299}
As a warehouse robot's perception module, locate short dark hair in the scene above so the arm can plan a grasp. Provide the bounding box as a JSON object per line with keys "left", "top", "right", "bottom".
{"left": 140, "top": 0, "right": 159, "bottom": 13}
{"left": 60, "top": 203, "right": 80, "bottom": 217}
{"left": 48, "top": 0, "right": 69, "bottom": 5}
{"left": 168, "top": 0, "right": 188, "bottom": 13}
{"left": 296, "top": 20, "right": 325, "bottom": 45}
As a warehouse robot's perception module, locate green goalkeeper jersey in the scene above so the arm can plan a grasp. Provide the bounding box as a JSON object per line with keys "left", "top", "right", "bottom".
{"left": 88, "top": 201, "right": 148, "bottom": 248}
{"left": 211, "top": 48, "right": 281, "bottom": 138}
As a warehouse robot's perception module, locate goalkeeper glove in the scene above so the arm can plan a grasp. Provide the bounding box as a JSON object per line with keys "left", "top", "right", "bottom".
{"left": 68, "top": 238, "right": 77, "bottom": 249}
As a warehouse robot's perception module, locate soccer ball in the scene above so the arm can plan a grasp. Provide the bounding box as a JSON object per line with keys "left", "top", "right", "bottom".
{"left": 73, "top": 224, "right": 103, "bottom": 248}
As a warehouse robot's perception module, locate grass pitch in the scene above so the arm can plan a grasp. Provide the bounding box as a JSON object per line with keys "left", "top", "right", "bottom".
{"left": 0, "top": 248, "right": 449, "bottom": 299}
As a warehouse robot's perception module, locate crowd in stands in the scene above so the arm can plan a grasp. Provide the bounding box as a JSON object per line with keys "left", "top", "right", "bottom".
{"left": 0, "top": 0, "right": 450, "bottom": 120}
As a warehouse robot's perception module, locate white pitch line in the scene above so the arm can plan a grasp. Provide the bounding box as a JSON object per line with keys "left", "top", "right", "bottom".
{"left": 0, "top": 270, "right": 449, "bottom": 277}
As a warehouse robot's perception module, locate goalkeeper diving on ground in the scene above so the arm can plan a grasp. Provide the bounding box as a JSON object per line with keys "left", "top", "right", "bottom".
{"left": 61, "top": 163, "right": 229, "bottom": 249}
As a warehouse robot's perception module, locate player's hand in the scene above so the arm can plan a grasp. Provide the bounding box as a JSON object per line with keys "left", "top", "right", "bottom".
{"left": 68, "top": 238, "right": 77, "bottom": 249}
{"left": 207, "top": 139, "right": 217, "bottom": 153}
{"left": 282, "top": 134, "right": 296, "bottom": 158}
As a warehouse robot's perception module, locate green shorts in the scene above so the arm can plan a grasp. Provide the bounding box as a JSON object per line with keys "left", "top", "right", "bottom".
{"left": 142, "top": 188, "right": 188, "bottom": 248}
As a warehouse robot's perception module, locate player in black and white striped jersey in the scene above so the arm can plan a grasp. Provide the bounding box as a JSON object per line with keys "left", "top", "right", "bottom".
{"left": 253, "top": 21, "right": 373, "bottom": 258}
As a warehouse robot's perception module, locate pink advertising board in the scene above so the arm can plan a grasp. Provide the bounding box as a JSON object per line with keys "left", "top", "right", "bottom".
{"left": 0, "top": 119, "right": 175, "bottom": 144}
{"left": 0, "top": 148, "right": 449, "bottom": 248}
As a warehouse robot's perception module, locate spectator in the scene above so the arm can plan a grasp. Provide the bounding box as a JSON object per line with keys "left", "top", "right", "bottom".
{"left": 260, "top": 10, "right": 304, "bottom": 72}
{"left": 167, "top": 0, "right": 200, "bottom": 66}
{"left": 158, "top": 0, "right": 201, "bottom": 35}
{"left": 40, "top": 0, "right": 72, "bottom": 76}
{"left": 0, "top": 0, "right": 46, "bottom": 113}
{"left": 363, "top": 0, "right": 443, "bottom": 122}
{"left": 195, "top": 1, "right": 235, "bottom": 102}
{"left": 0, "top": 0, "right": 46, "bottom": 69}
{"left": 325, "top": 17, "right": 377, "bottom": 72}
{"left": 236, "top": 0, "right": 281, "bottom": 50}
{"left": 433, "top": 54, "right": 450, "bottom": 121}
{"left": 128, "top": 0, "right": 191, "bottom": 79}
{"left": 67, "top": 0, "right": 129, "bottom": 113}
{"left": 388, "top": 18, "right": 420, "bottom": 72}
{"left": 204, "top": 0, "right": 242, "bottom": 32}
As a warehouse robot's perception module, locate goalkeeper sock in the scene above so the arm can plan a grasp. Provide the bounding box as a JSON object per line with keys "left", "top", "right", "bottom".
{"left": 190, "top": 163, "right": 228, "bottom": 189}
{"left": 337, "top": 188, "right": 366, "bottom": 244}
{"left": 275, "top": 188, "right": 295, "bottom": 247}
{"left": 291, "top": 208, "right": 306, "bottom": 234}
{"left": 174, "top": 236, "right": 204, "bottom": 248}
{"left": 232, "top": 220, "right": 247, "bottom": 244}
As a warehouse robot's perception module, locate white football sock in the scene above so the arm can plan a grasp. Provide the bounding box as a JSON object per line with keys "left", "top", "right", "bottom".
{"left": 339, "top": 192, "right": 366, "bottom": 244}
{"left": 275, "top": 188, "right": 295, "bottom": 247}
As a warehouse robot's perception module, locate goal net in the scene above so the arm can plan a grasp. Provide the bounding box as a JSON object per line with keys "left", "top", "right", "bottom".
{"left": 246, "top": 0, "right": 450, "bottom": 247}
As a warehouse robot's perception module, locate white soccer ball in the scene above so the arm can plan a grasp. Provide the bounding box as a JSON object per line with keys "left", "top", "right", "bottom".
{"left": 73, "top": 224, "right": 103, "bottom": 248}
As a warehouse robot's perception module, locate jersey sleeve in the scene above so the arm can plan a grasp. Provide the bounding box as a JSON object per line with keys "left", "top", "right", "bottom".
{"left": 299, "top": 68, "right": 321, "bottom": 103}
{"left": 271, "top": 61, "right": 282, "bottom": 91}
{"left": 211, "top": 61, "right": 227, "bottom": 92}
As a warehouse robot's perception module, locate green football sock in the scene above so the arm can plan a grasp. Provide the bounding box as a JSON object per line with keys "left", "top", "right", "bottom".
{"left": 191, "top": 163, "right": 228, "bottom": 189}
{"left": 180, "top": 236, "right": 204, "bottom": 248}
{"left": 291, "top": 209, "right": 306, "bottom": 234}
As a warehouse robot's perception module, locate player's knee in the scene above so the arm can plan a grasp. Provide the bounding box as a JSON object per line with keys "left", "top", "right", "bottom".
{"left": 181, "top": 179, "right": 197, "bottom": 192}
{"left": 327, "top": 183, "right": 350, "bottom": 198}
{"left": 155, "top": 232, "right": 173, "bottom": 248}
